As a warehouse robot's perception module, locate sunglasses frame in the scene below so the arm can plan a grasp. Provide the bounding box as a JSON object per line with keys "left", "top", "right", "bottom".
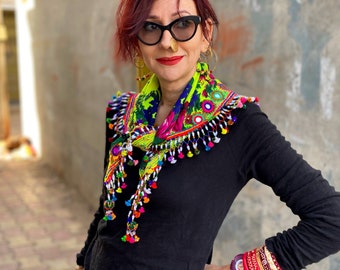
{"left": 137, "top": 15, "right": 202, "bottom": 46}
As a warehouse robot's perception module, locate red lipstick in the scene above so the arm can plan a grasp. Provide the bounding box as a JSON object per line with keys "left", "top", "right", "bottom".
{"left": 156, "top": 56, "right": 183, "bottom": 66}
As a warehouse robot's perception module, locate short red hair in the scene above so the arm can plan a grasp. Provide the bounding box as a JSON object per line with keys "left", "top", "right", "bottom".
{"left": 114, "top": 0, "right": 219, "bottom": 62}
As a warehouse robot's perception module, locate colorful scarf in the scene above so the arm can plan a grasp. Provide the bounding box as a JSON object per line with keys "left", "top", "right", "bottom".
{"left": 104, "top": 62, "right": 258, "bottom": 244}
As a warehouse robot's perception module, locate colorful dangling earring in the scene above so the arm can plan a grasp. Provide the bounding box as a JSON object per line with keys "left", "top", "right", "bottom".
{"left": 136, "top": 73, "right": 151, "bottom": 82}
{"left": 134, "top": 54, "right": 152, "bottom": 89}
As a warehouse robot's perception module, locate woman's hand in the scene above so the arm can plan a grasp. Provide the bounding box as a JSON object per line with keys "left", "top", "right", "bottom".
{"left": 204, "top": 264, "right": 230, "bottom": 270}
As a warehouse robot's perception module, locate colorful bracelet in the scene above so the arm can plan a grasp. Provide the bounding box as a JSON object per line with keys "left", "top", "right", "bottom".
{"left": 264, "top": 246, "right": 282, "bottom": 270}
{"left": 230, "top": 254, "right": 243, "bottom": 270}
{"left": 231, "top": 245, "right": 282, "bottom": 270}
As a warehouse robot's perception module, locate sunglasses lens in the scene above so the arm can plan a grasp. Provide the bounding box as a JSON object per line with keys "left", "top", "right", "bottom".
{"left": 171, "top": 18, "right": 197, "bottom": 41}
{"left": 138, "top": 22, "right": 162, "bottom": 45}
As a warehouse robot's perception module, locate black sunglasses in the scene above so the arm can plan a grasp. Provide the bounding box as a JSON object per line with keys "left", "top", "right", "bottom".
{"left": 137, "top": 15, "right": 202, "bottom": 46}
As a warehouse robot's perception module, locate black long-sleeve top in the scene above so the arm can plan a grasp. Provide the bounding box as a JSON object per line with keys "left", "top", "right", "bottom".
{"left": 77, "top": 102, "right": 340, "bottom": 269}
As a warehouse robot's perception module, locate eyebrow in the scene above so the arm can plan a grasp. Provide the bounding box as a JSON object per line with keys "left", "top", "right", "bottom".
{"left": 147, "top": 10, "right": 191, "bottom": 20}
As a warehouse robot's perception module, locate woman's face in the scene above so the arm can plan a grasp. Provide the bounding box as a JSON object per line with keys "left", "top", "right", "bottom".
{"left": 138, "top": 0, "right": 211, "bottom": 88}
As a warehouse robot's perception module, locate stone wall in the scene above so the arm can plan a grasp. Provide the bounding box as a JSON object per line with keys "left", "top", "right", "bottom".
{"left": 16, "top": 0, "right": 340, "bottom": 268}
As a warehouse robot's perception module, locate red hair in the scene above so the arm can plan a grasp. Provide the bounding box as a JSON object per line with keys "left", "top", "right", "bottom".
{"left": 114, "top": 0, "right": 219, "bottom": 62}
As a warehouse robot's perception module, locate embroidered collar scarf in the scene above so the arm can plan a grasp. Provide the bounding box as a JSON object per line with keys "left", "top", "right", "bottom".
{"left": 104, "top": 62, "right": 258, "bottom": 244}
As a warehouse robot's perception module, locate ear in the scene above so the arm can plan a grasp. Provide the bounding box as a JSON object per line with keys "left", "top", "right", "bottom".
{"left": 135, "top": 45, "right": 142, "bottom": 58}
{"left": 201, "top": 18, "right": 214, "bottom": 53}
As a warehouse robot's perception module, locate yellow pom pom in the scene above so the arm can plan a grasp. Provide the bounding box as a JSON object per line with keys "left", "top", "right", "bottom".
{"left": 221, "top": 128, "right": 228, "bottom": 135}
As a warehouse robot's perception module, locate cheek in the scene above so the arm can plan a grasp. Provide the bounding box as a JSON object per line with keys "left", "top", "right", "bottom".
{"left": 192, "top": 32, "right": 209, "bottom": 54}
{"left": 139, "top": 48, "right": 154, "bottom": 65}
{"left": 138, "top": 42, "right": 153, "bottom": 59}
{"left": 141, "top": 54, "right": 158, "bottom": 73}
{"left": 189, "top": 38, "right": 208, "bottom": 57}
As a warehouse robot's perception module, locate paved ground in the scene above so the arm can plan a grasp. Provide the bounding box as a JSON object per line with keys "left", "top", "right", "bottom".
{"left": 0, "top": 104, "right": 93, "bottom": 270}
{"left": 0, "top": 159, "right": 93, "bottom": 270}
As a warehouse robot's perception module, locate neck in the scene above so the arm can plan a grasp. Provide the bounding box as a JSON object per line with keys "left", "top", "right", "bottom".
{"left": 157, "top": 68, "right": 196, "bottom": 107}
{"left": 154, "top": 85, "right": 182, "bottom": 127}
{"left": 159, "top": 86, "right": 183, "bottom": 107}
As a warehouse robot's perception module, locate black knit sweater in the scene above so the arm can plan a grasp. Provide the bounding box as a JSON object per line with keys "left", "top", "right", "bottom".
{"left": 77, "top": 102, "right": 340, "bottom": 270}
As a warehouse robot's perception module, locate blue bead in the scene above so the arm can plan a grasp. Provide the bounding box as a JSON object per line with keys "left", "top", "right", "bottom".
{"left": 125, "top": 200, "right": 132, "bottom": 206}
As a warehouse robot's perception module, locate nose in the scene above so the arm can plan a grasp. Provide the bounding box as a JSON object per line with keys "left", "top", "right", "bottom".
{"left": 158, "top": 29, "right": 173, "bottom": 50}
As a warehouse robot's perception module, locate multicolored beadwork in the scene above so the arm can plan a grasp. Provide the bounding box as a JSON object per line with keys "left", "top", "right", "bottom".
{"left": 103, "top": 62, "right": 258, "bottom": 244}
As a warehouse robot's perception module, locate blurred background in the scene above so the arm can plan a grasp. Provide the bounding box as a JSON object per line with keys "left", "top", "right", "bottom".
{"left": 0, "top": 0, "right": 339, "bottom": 269}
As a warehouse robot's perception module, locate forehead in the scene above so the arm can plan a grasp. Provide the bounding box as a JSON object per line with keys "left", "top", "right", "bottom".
{"left": 149, "top": 0, "right": 198, "bottom": 17}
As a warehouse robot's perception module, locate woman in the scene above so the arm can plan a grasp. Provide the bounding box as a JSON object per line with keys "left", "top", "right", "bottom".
{"left": 76, "top": 0, "right": 340, "bottom": 269}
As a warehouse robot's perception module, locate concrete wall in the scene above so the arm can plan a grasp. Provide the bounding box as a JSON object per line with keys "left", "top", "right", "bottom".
{"left": 211, "top": 1, "right": 340, "bottom": 269}
{"left": 16, "top": 0, "right": 132, "bottom": 202}
{"left": 16, "top": 0, "right": 340, "bottom": 268}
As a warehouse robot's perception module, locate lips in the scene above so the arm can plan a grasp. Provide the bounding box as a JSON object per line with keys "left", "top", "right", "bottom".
{"left": 156, "top": 56, "right": 183, "bottom": 66}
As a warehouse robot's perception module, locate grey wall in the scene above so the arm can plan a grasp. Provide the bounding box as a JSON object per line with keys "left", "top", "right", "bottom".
{"left": 25, "top": 0, "right": 135, "bottom": 204}
{"left": 21, "top": 0, "right": 339, "bottom": 268}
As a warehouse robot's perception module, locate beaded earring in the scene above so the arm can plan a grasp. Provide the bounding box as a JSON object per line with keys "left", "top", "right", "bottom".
{"left": 200, "top": 45, "right": 218, "bottom": 72}
{"left": 133, "top": 55, "right": 145, "bottom": 69}
{"left": 134, "top": 55, "right": 152, "bottom": 91}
